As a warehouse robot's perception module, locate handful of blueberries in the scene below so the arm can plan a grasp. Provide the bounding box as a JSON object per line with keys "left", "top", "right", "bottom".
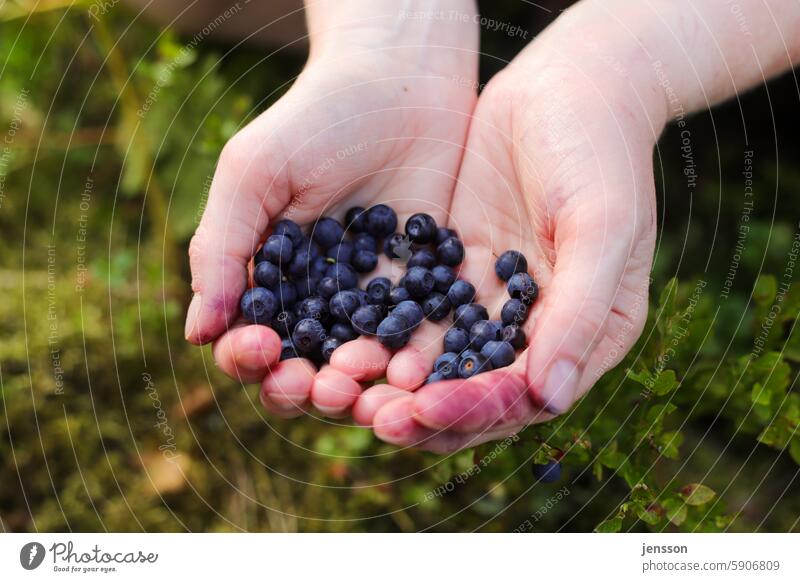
{"left": 239, "top": 204, "right": 538, "bottom": 382}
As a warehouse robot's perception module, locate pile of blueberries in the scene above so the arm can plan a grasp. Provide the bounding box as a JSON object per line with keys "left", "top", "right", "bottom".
{"left": 239, "top": 204, "right": 538, "bottom": 381}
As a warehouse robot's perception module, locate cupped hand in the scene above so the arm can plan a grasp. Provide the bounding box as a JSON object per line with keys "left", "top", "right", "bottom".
{"left": 185, "top": 42, "right": 478, "bottom": 418}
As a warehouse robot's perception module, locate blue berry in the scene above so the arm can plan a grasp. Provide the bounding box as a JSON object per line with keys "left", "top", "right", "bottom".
{"left": 275, "top": 280, "right": 298, "bottom": 309}
{"left": 434, "top": 352, "right": 459, "bottom": 379}
{"left": 326, "top": 241, "right": 354, "bottom": 264}
{"left": 532, "top": 461, "right": 562, "bottom": 483}
{"left": 405, "top": 213, "right": 437, "bottom": 244}
{"left": 253, "top": 261, "right": 281, "bottom": 289}
{"left": 384, "top": 233, "right": 411, "bottom": 260}
{"left": 352, "top": 250, "right": 378, "bottom": 273}
{"left": 495, "top": 250, "right": 528, "bottom": 281}
{"left": 280, "top": 338, "right": 299, "bottom": 360}
{"left": 407, "top": 249, "right": 436, "bottom": 270}
{"left": 443, "top": 327, "right": 470, "bottom": 353}
{"left": 469, "top": 319, "right": 501, "bottom": 350}
{"left": 425, "top": 372, "right": 445, "bottom": 384}
{"left": 392, "top": 300, "right": 424, "bottom": 329}
{"left": 353, "top": 232, "right": 377, "bottom": 253}
{"left": 272, "top": 310, "right": 297, "bottom": 338}
{"left": 345, "top": 206, "right": 367, "bottom": 233}
{"left": 480, "top": 340, "right": 515, "bottom": 369}
{"left": 262, "top": 234, "right": 294, "bottom": 264}
{"left": 502, "top": 324, "right": 526, "bottom": 349}
{"left": 295, "top": 276, "right": 320, "bottom": 301}
{"left": 377, "top": 316, "right": 412, "bottom": 349}
{"left": 508, "top": 272, "right": 538, "bottom": 305}
{"left": 435, "top": 227, "right": 457, "bottom": 245}
{"left": 321, "top": 337, "right": 343, "bottom": 362}
{"left": 273, "top": 219, "right": 303, "bottom": 246}
{"left": 311, "top": 255, "right": 329, "bottom": 279}
{"left": 421, "top": 292, "right": 451, "bottom": 321}
{"left": 447, "top": 280, "right": 475, "bottom": 307}
{"left": 432, "top": 265, "right": 455, "bottom": 293}
{"left": 297, "top": 296, "right": 330, "bottom": 323}
{"left": 312, "top": 217, "right": 345, "bottom": 249}
{"left": 501, "top": 298, "right": 528, "bottom": 326}
{"left": 366, "top": 277, "right": 391, "bottom": 305}
{"left": 326, "top": 262, "right": 358, "bottom": 290}
{"left": 453, "top": 303, "right": 489, "bottom": 331}
{"left": 403, "top": 266, "right": 435, "bottom": 298}
{"left": 389, "top": 286, "right": 411, "bottom": 305}
{"left": 292, "top": 318, "right": 326, "bottom": 353}
{"left": 288, "top": 243, "right": 320, "bottom": 278}
{"left": 240, "top": 287, "right": 278, "bottom": 324}
{"left": 365, "top": 204, "right": 398, "bottom": 237}
{"left": 356, "top": 288, "right": 369, "bottom": 306}
{"left": 331, "top": 322, "right": 358, "bottom": 343}
{"left": 458, "top": 353, "right": 491, "bottom": 378}
{"left": 329, "top": 290, "right": 361, "bottom": 323}
{"left": 437, "top": 236, "right": 464, "bottom": 266}
{"left": 316, "top": 276, "right": 340, "bottom": 299}
{"left": 351, "top": 305, "right": 382, "bottom": 335}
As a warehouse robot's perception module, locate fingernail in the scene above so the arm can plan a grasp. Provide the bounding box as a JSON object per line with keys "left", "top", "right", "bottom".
{"left": 184, "top": 294, "right": 202, "bottom": 340}
{"left": 539, "top": 359, "right": 579, "bottom": 415}
{"left": 237, "top": 349, "right": 268, "bottom": 371}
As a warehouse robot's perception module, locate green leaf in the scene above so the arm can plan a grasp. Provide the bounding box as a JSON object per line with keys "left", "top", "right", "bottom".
{"left": 663, "top": 498, "right": 687, "bottom": 526}
{"left": 595, "top": 518, "right": 622, "bottom": 533}
{"left": 626, "top": 369, "right": 678, "bottom": 396}
{"left": 753, "top": 275, "right": 777, "bottom": 306}
{"left": 680, "top": 483, "right": 716, "bottom": 506}
{"left": 659, "top": 431, "right": 684, "bottom": 460}
{"left": 789, "top": 438, "right": 800, "bottom": 466}
{"left": 598, "top": 441, "right": 625, "bottom": 469}
{"left": 635, "top": 503, "right": 661, "bottom": 525}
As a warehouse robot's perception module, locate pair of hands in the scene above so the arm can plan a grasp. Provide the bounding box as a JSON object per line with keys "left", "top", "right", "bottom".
{"left": 184, "top": 3, "right": 660, "bottom": 453}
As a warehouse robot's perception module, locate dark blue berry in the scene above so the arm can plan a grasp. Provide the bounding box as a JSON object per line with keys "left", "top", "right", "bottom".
{"left": 425, "top": 372, "right": 445, "bottom": 384}
{"left": 352, "top": 250, "right": 378, "bottom": 273}
{"left": 326, "top": 241, "right": 354, "bottom": 263}
{"left": 326, "top": 262, "right": 358, "bottom": 290}
{"left": 273, "top": 219, "right": 303, "bottom": 246}
{"left": 331, "top": 322, "right": 358, "bottom": 343}
{"left": 353, "top": 232, "right": 377, "bottom": 252}
{"left": 253, "top": 261, "right": 281, "bottom": 289}
{"left": 345, "top": 206, "right": 367, "bottom": 233}
{"left": 321, "top": 337, "right": 343, "bottom": 362}
{"left": 272, "top": 310, "right": 297, "bottom": 338}
{"left": 434, "top": 352, "right": 459, "bottom": 379}
{"left": 453, "top": 303, "right": 489, "bottom": 331}
{"left": 495, "top": 250, "right": 528, "bottom": 281}
{"left": 407, "top": 249, "right": 436, "bottom": 270}
{"left": 405, "top": 213, "right": 437, "bottom": 244}
{"left": 403, "top": 266, "right": 435, "bottom": 298}
{"left": 501, "top": 298, "right": 528, "bottom": 326}
{"left": 288, "top": 243, "right": 320, "bottom": 278}
{"left": 298, "top": 296, "right": 330, "bottom": 323}
{"left": 458, "top": 353, "right": 491, "bottom": 378}
{"left": 480, "top": 340, "right": 515, "bottom": 369}
{"left": 432, "top": 265, "right": 455, "bottom": 293}
{"left": 275, "top": 280, "right": 298, "bottom": 309}
{"left": 356, "top": 288, "right": 369, "bottom": 306}
{"left": 502, "top": 324, "right": 526, "bottom": 349}
{"left": 262, "top": 234, "right": 294, "bottom": 264}
{"left": 329, "top": 290, "right": 361, "bottom": 323}
{"left": 351, "top": 305, "right": 382, "bottom": 335}
{"left": 316, "top": 276, "right": 340, "bottom": 299}
{"left": 470, "top": 319, "right": 501, "bottom": 350}
{"left": 311, "top": 255, "right": 329, "bottom": 279}
{"left": 292, "top": 318, "right": 326, "bottom": 353}
{"left": 389, "top": 286, "right": 411, "bottom": 305}
{"left": 312, "top": 217, "right": 345, "bottom": 249}
{"left": 280, "top": 338, "right": 299, "bottom": 360}
{"left": 437, "top": 236, "right": 464, "bottom": 266}
{"left": 366, "top": 277, "right": 391, "bottom": 305}
{"left": 365, "top": 204, "right": 398, "bottom": 237}
{"left": 377, "top": 316, "right": 412, "bottom": 349}
{"left": 532, "top": 461, "right": 561, "bottom": 483}
{"left": 240, "top": 287, "right": 278, "bottom": 324}
{"left": 443, "top": 327, "right": 470, "bottom": 353}
{"left": 421, "top": 292, "right": 451, "bottom": 321}
{"left": 508, "top": 272, "right": 538, "bottom": 305}
{"left": 392, "top": 300, "right": 424, "bottom": 329}
{"left": 435, "top": 227, "right": 457, "bottom": 245}
{"left": 295, "top": 276, "right": 320, "bottom": 301}
{"left": 384, "top": 233, "right": 411, "bottom": 260}
{"left": 447, "top": 280, "right": 476, "bottom": 307}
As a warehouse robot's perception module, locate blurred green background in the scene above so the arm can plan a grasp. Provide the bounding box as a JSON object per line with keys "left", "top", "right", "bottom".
{"left": 1, "top": 1, "right": 799, "bottom": 532}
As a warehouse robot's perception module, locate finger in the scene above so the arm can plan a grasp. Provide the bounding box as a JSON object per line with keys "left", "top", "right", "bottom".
{"left": 329, "top": 337, "right": 392, "bottom": 381}
{"left": 414, "top": 425, "right": 526, "bottom": 454}
{"left": 310, "top": 366, "right": 363, "bottom": 417}
{"left": 259, "top": 390, "right": 311, "bottom": 419}
{"left": 260, "top": 358, "right": 317, "bottom": 414}
{"left": 372, "top": 396, "right": 440, "bottom": 448}
{"left": 212, "top": 324, "right": 282, "bottom": 383}
{"left": 386, "top": 321, "right": 446, "bottom": 391}
{"left": 352, "top": 383, "right": 409, "bottom": 426}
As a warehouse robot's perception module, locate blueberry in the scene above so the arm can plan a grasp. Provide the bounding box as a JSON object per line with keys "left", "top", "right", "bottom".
{"left": 502, "top": 324, "right": 526, "bottom": 349}
{"left": 447, "top": 280, "right": 476, "bottom": 307}
{"left": 384, "top": 233, "right": 411, "bottom": 260}
{"left": 253, "top": 261, "right": 281, "bottom": 289}
{"left": 453, "top": 303, "right": 489, "bottom": 331}
{"left": 273, "top": 219, "right": 303, "bottom": 246}
{"left": 288, "top": 243, "right": 320, "bottom": 278}
{"left": 280, "top": 338, "right": 299, "bottom": 361}
{"left": 458, "top": 353, "right": 492, "bottom": 378}
{"left": 435, "top": 227, "right": 457, "bottom": 245}
{"left": 432, "top": 265, "right": 455, "bottom": 294}
{"left": 532, "top": 461, "right": 562, "bottom": 484}
{"left": 351, "top": 305, "right": 382, "bottom": 335}
{"left": 434, "top": 352, "right": 459, "bottom": 379}
{"left": 295, "top": 276, "right": 320, "bottom": 301}
{"left": 407, "top": 249, "right": 436, "bottom": 270}
{"left": 365, "top": 204, "right": 398, "bottom": 237}
{"left": 470, "top": 319, "right": 501, "bottom": 351}
{"left": 501, "top": 298, "right": 528, "bottom": 326}
{"left": 326, "top": 241, "right": 354, "bottom": 264}
{"left": 292, "top": 318, "right": 326, "bottom": 353}
{"left": 240, "top": 287, "right": 278, "bottom": 324}
{"left": 345, "top": 206, "right": 367, "bottom": 233}
{"left": 352, "top": 250, "right": 378, "bottom": 273}
{"left": 316, "top": 276, "right": 340, "bottom": 299}
{"left": 425, "top": 372, "right": 445, "bottom": 384}
{"left": 331, "top": 322, "right": 358, "bottom": 343}
{"left": 321, "top": 337, "right": 343, "bottom": 362}
{"left": 437, "top": 236, "right": 464, "bottom": 266}
{"left": 275, "top": 280, "right": 298, "bottom": 310}
{"left": 508, "top": 272, "right": 539, "bottom": 305}
{"left": 392, "top": 300, "right": 424, "bottom": 329}
{"left": 272, "top": 310, "right": 297, "bottom": 339}
{"left": 329, "top": 290, "right": 360, "bottom": 323}
{"left": 377, "top": 316, "right": 412, "bottom": 349}
{"left": 356, "top": 288, "right": 369, "bottom": 306}
{"left": 262, "top": 234, "right": 294, "bottom": 264}
{"left": 421, "top": 292, "right": 451, "bottom": 321}
{"left": 480, "top": 340, "right": 515, "bottom": 369}
{"left": 389, "top": 286, "right": 411, "bottom": 305}
{"left": 366, "top": 277, "right": 392, "bottom": 305}
{"left": 326, "top": 262, "right": 358, "bottom": 290}
{"left": 311, "top": 255, "right": 330, "bottom": 279}
{"left": 353, "top": 232, "right": 377, "bottom": 252}
{"left": 443, "top": 327, "right": 470, "bottom": 353}
{"left": 297, "top": 296, "right": 330, "bottom": 323}
{"left": 312, "top": 217, "right": 345, "bottom": 249}
{"left": 403, "top": 266, "right": 435, "bottom": 298}
{"left": 495, "top": 250, "right": 528, "bottom": 281}
{"left": 405, "top": 213, "right": 437, "bottom": 244}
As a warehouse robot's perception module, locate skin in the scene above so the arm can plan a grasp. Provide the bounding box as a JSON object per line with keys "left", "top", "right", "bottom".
{"left": 187, "top": 0, "right": 800, "bottom": 451}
